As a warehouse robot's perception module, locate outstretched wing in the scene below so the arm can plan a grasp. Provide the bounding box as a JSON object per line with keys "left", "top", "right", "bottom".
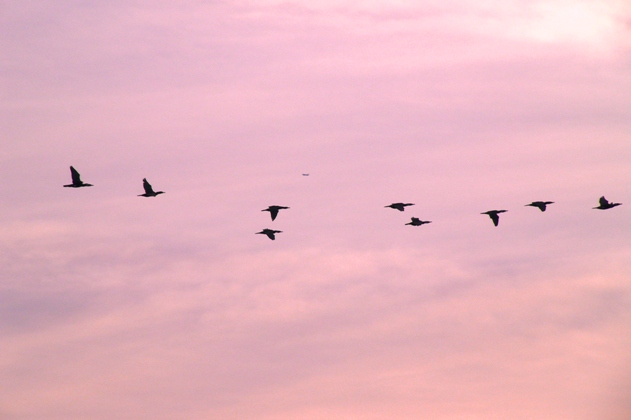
{"left": 599, "top": 196, "right": 609, "bottom": 207}
{"left": 490, "top": 213, "right": 499, "bottom": 226}
{"left": 266, "top": 231, "right": 276, "bottom": 240}
{"left": 70, "top": 166, "right": 82, "bottom": 184}
{"left": 270, "top": 208, "right": 279, "bottom": 221}
{"left": 143, "top": 178, "right": 155, "bottom": 195}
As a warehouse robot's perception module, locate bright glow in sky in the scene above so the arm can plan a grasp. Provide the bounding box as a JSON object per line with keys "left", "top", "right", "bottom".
{"left": 1, "top": 1, "right": 631, "bottom": 419}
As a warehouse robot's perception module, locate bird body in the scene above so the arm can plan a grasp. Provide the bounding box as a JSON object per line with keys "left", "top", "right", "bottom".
{"left": 138, "top": 178, "right": 164, "bottom": 197}
{"left": 526, "top": 201, "right": 554, "bottom": 212}
{"left": 406, "top": 217, "right": 431, "bottom": 226}
{"left": 63, "top": 166, "right": 93, "bottom": 188}
{"left": 482, "top": 210, "right": 507, "bottom": 226}
{"left": 386, "top": 202, "right": 415, "bottom": 211}
{"left": 256, "top": 229, "right": 282, "bottom": 240}
{"left": 262, "top": 205, "right": 289, "bottom": 221}
{"left": 593, "top": 196, "right": 621, "bottom": 210}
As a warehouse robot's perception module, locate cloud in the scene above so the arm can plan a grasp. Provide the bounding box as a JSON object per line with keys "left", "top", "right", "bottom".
{"left": 1, "top": 235, "right": 630, "bottom": 418}
{"left": 1, "top": 0, "right": 631, "bottom": 418}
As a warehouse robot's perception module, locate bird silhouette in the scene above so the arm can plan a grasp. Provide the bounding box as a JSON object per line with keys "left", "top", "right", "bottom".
{"left": 406, "top": 217, "right": 431, "bottom": 226}
{"left": 481, "top": 210, "right": 507, "bottom": 226}
{"left": 525, "top": 201, "right": 554, "bottom": 212}
{"left": 593, "top": 196, "right": 621, "bottom": 210}
{"left": 385, "top": 202, "right": 415, "bottom": 211}
{"left": 262, "top": 205, "right": 289, "bottom": 221}
{"left": 63, "top": 166, "right": 93, "bottom": 188}
{"left": 138, "top": 178, "right": 165, "bottom": 197}
{"left": 256, "top": 229, "right": 282, "bottom": 240}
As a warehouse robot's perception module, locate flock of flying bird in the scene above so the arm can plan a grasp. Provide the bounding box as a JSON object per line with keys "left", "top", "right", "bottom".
{"left": 64, "top": 166, "right": 165, "bottom": 197}
{"left": 64, "top": 166, "right": 623, "bottom": 241}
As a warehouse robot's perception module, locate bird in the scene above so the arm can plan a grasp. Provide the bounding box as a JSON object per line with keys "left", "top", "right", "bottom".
{"left": 256, "top": 229, "right": 282, "bottom": 240}
{"left": 262, "top": 205, "right": 289, "bottom": 221}
{"left": 593, "top": 196, "right": 621, "bottom": 210}
{"left": 63, "top": 166, "right": 93, "bottom": 188}
{"left": 302, "top": 174, "right": 309, "bottom": 176}
{"left": 406, "top": 217, "right": 431, "bottom": 226}
{"left": 138, "top": 178, "right": 165, "bottom": 197}
{"left": 525, "top": 201, "right": 554, "bottom": 212}
{"left": 385, "top": 202, "right": 415, "bottom": 211}
{"left": 481, "top": 210, "right": 507, "bottom": 226}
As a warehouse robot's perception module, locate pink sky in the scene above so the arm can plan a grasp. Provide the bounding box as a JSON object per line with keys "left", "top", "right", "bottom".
{"left": 1, "top": 1, "right": 631, "bottom": 419}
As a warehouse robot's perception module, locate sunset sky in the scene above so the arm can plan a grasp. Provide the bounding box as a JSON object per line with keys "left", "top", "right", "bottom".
{"left": 2, "top": 1, "right": 631, "bottom": 419}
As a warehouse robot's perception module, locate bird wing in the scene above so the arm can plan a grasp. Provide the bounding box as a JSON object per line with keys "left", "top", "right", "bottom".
{"left": 266, "top": 231, "right": 276, "bottom": 240}
{"left": 143, "top": 178, "right": 155, "bottom": 195}
{"left": 490, "top": 213, "right": 499, "bottom": 226}
{"left": 599, "top": 196, "right": 608, "bottom": 207}
{"left": 70, "top": 166, "right": 82, "bottom": 184}
{"left": 270, "top": 208, "right": 279, "bottom": 221}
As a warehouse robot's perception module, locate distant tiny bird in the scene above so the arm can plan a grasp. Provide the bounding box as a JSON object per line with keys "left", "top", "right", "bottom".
{"left": 302, "top": 174, "right": 309, "bottom": 176}
{"left": 63, "top": 166, "right": 93, "bottom": 188}
{"left": 481, "top": 210, "right": 507, "bottom": 226}
{"left": 593, "top": 196, "right": 621, "bottom": 210}
{"left": 138, "top": 178, "right": 165, "bottom": 197}
{"left": 525, "top": 201, "right": 554, "bottom": 212}
{"left": 262, "top": 205, "right": 289, "bottom": 221}
{"left": 385, "top": 202, "right": 415, "bottom": 211}
{"left": 256, "top": 229, "right": 282, "bottom": 240}
{"left": 406, "top": 217, "right": 431, "bottom": 226}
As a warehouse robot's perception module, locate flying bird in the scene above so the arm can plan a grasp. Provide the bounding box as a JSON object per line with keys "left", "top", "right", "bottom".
{"left": 63, "top": 166, "right": 93, "bottom": 188}
{"left": 385, "top": 202, "right": 415, "bottom": 211}
{"left": 256, "top": 229, "right": 282, "bottom": 240}
{"left": 406, "top": 217, "right": 431, "bottom": 226}
{"left": 138, "top": 178, "right": 165, "bottom": 197}
{"left": 262, "top": 205, "right": 289, "bottom": 221}
{"left": 481, "top": 210, "right": 507, "bottom": 226}
{"left": 302, "top": 174, "right": 309, "bottom": 176}
{"left": 525, "top": 201, "right": 554, "bottom": 212}
{"left": 593, "top": 196, "right": 621, "bottom": 210}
